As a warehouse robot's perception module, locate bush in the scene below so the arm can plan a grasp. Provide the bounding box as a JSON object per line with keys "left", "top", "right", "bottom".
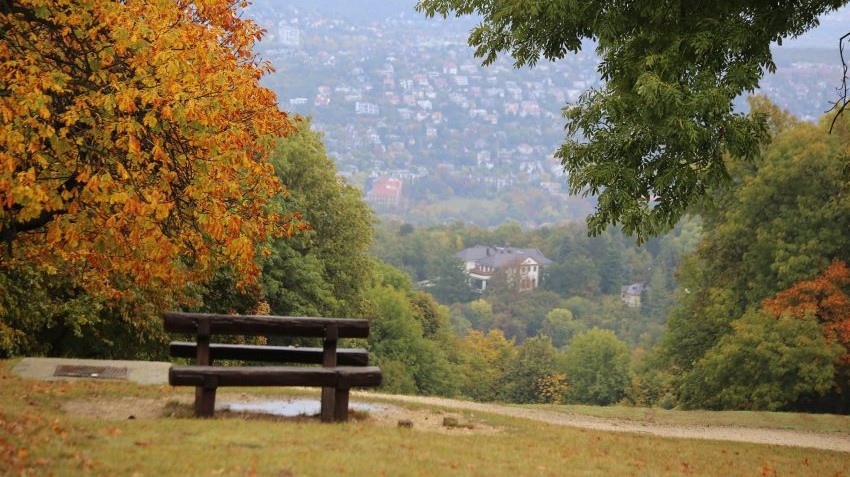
{"left": 678, "top": 310, "right": 841, "bottom": 411}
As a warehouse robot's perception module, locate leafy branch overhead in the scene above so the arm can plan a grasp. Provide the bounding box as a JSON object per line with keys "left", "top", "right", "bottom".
{"left": 0, "top": 0, "right": 298, "bottom": 297}
{"left": 417, "top": 0, "right": 846, "bottom": 241}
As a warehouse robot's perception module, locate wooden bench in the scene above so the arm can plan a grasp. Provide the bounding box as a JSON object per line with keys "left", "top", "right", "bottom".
{"left": 163, "top": 312, "right": 382, "bottom": 422}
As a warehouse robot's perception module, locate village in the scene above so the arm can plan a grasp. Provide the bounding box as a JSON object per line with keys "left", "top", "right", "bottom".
{"left": 247, "top": 1, "right": 844, "bottom": 227}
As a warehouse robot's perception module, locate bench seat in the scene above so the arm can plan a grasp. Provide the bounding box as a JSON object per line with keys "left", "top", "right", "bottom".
{"left": 169, "top": 365, "right": 382, "bottom": 388}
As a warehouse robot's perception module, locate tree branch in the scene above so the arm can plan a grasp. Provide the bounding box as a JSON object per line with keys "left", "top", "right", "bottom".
{"left": 1, "top": 175, "right": 80, "bottom": 243}
{"left": 828, "top": 31, "right": 850, "bottom": 133}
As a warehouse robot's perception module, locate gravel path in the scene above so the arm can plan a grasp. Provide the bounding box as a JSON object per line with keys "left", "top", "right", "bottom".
{"left": 363, "top": 393, "right": 850, "bottom": 453}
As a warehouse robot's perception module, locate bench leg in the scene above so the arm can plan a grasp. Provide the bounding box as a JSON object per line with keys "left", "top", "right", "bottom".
{"left": 321, "top": 386, "right": 335, "bottom": 423}
{"left": 195, "top": 378, "right": 218, "bottom": 418}
{"left": 334, "top": 388, "right": 350, "bottom": 422}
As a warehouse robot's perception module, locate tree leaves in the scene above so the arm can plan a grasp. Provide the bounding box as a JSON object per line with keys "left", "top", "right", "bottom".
{"left": 679, "top": 310, "right": 840, "bottom": 411}
{"left": 1, "top": 0, "right": 297, "bottom": 300}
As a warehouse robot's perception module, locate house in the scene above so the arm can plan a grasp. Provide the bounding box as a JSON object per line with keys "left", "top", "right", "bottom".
{"left": 455, "top": 245, "right": 553, "bottom": 292}
{"left": 365, "top": 176, "right": 402, "bottom": 206}
{"left": 620, "top": 282, "right": 646, "bottom": 307}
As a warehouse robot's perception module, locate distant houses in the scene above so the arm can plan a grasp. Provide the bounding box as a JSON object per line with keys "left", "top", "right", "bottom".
{"left": 456, "top": 245, "right": 553, "bottom": 292}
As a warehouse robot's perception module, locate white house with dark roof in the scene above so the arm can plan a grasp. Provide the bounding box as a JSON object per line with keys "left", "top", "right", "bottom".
{"left": 620, "top": 282, "right": 646, "bottom": 307}
{"left": 455, "top": 245, "right": 553, "bottom": 292}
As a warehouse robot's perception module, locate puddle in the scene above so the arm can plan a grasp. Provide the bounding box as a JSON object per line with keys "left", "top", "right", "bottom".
{"left": 223, "top": 399, "right": 394, "bottom": 417}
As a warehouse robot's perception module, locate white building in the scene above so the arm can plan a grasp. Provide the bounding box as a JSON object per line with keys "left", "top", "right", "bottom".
{"left": 456, "top": 245, "right": 553, "bottom": 292}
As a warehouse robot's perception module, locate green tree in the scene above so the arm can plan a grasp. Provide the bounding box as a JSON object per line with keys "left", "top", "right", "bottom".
{"left": 543, "top": 255, "right": 600, "bottom": 298}
{"left": 417, "top": 0, "right": 845, "bottom": 239}
{"left": 490, "top": 289, "right": 565, "bottom": 341}
{"left": 365, "top": 265, "right": 459, "bottom": 396}
{"left": 599, "top": 244, "right": 625, "bottom": 295}
{"left": 427, "top": 255, "right": 476, "bottom": 304}
{"left": 408, "top": 291, "right": 451, "bottom": 340}
{"left": 465, "top": 298, "right": 496, "bottom": 330}
{"left": 0, "top": 263, "right": 166, "bottom": 359}
{"left": 502, "top": 335, "right": 559, "bottom": 403}
{"left": 562, "top": 328, "right": 631, "bottom": 405}
{"left": 540, "top": 308, "right": 585, "bottom": 348}
{"left": 262, "top": 122, "right": 374, "bottom": 318}
{"left": 678, "top": 310, "right": 841, "bottom": 411}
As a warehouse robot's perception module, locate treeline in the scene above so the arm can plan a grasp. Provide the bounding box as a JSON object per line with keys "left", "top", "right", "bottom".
{"left": 360, "top": 212, "right": 697, "bottom": 404}
{"left": 360, "top": 260, "right": 634, "bottom": 405}
{"left": 647, "top": 99, "right": 850, "bottom": 413}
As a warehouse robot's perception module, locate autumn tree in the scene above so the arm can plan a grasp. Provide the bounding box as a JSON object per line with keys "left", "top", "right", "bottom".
{"left": 763, "top": 259, "right": 850, "bottom": 409}
{"left": 0, "top": 0, "right": 296, "bottom": 303}
{"left": 455, "top": 329, "right": 516, "bottom": 401}
{"left": 763, "top": 260, "right": 850, "bottom": 356}
{"left": 417, "top": 0, "right": 845, "bottom": 240}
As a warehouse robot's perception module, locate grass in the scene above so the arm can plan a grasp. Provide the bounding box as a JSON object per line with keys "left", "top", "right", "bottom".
{"left": 1, "top": 359, "right": 848, "bottom": 476}
{"left": 529, "top": 403, "right": 850, "bottom": 434}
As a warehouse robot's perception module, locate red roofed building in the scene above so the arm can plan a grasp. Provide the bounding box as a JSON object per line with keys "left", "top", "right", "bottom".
{"left": 366, "top": 176, "right": 402, "bottom": 206}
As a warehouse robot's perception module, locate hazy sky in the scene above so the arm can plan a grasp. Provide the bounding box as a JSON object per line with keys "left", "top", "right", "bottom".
{"left": 784, "top": 5, "right": 850, "bottom": 49}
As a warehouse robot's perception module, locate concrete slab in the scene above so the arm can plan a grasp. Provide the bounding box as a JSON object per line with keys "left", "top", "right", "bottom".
{"left": 13, "top": 357, "right": 169, "bottom": 385}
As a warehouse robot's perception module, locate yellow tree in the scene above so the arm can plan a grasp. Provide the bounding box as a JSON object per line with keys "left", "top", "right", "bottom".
{"left": 0, "top": 0, "right": 298, "bottom": 301}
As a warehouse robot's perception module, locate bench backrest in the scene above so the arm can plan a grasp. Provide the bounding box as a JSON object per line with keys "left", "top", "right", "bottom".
{"left": 168, "top": 342, "right": 369, "bottom": 366}
{"left": 163, "top": 312, "right": 370, "bottom": 338}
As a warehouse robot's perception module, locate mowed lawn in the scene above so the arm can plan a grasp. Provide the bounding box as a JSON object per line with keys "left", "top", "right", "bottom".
{"left": 1, "top": 360, "right": 847, "bottom": 476}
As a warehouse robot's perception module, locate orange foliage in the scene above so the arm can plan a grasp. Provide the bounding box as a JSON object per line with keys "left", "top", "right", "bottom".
{"left": 763, "top": 260, "right": 850, "bottom": 364}
{"left": 0, "top": 0, "right": 299, "bottom": 298}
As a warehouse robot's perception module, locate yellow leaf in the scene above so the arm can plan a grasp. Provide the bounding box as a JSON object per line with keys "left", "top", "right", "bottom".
{"left": 128, "top": 134, "right": 140, "bottom": 154}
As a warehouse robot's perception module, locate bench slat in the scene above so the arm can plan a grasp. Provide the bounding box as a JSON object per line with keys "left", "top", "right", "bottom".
{"left": 163, "top": 312, "right": 370, "bottom": 338}
{"left": 168, "top": 342, "right": 369, "bottom": 366}
{"left": 169, "top": 365, "right": 382, "bottom": 388}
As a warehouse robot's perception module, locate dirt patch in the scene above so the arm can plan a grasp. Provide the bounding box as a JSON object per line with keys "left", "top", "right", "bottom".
{"left": 61, "top": 393, "right": 501, "bottom": 434}
{"left": 366, "top": 405, "right": 500, "bottom": 434}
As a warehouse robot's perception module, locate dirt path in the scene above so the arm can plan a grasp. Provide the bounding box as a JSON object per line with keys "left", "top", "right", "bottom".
{"left": 361, "top": 392, "right": 850, "bottom": 453}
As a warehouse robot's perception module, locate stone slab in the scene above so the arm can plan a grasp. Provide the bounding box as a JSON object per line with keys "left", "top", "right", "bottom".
{"left": 13, "top": 357, "right": 169, "bottom": 385}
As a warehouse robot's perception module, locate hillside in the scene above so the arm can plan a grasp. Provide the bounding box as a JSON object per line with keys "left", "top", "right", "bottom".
{"left": 245, "top": 1, "right": 847, "bottom": 227}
